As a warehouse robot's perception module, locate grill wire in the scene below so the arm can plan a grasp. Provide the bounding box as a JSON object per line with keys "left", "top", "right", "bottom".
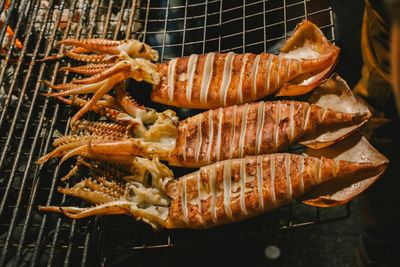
{"left": 0, "top": 0, "right": 350, "bottom": 266}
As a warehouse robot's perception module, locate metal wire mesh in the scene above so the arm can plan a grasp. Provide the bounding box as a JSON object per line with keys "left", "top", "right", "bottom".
{"left": 0, "top": 0, "right": 349, "bottom": 266}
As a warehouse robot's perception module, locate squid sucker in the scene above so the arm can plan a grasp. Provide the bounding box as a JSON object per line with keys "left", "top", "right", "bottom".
{"left": 38, "top": 134, "right": 388, "bottom": 230}
{"left": 37, "top": 74, "right": 371, "bottom": 168}
{"left": 42, "top": 20, "right": 339, "bottom": 123}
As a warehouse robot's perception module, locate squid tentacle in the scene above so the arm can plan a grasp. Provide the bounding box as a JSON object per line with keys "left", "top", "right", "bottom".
{"left": 58, "top": 38, "right": 159, "bottom": 62}
{"left": 63, "top": 49, "right": 119, "bottom": 63}
{"left": 45, "top": 58, "right": 160, "bottom": 122}
{"left": 59, "top": 63, "right": 115, "bottom": 76}
{"left": 71, "top": 61, "right": 132, "bottom": 85}
{"left": 70, "top": 73, "right": 126, "bottom": 124}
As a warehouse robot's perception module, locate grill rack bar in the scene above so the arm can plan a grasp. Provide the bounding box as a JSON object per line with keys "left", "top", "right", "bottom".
{"left": 1, "top": 1, "right": 57, "bottom": 263}
{"left": 0, "top": 0, "right": 347, "bottom": 265}
{"left": 1, "top": 0, "right": 81, "bottom": 265}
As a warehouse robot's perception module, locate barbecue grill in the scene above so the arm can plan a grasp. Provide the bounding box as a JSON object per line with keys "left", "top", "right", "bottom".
{"left": 0, "top": 0, "right": 351, "bottom": 265}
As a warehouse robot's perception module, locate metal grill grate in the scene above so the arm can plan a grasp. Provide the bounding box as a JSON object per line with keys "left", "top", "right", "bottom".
{"left": 0, "top": 0, "right": 349, "bottom": 266}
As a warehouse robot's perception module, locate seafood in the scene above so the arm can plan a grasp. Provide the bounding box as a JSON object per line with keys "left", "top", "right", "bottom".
{"left": 38, "top": 74, "right": 371, "bottom": 168}
{"left": 43, "top": 21, "right": 339, "bottom": 123}
{"left": 38, "top": 134, "right": 388, "bottom": 229}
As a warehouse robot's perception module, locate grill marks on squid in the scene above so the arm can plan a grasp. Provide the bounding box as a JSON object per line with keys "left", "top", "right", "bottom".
{"left": 172, "top": 154, "right": 331, "bottom": 228}
{"left": 194, "top": 114, "right": 203, "bottom": 164}
{"left": 181, "top": 177, "right": 189, "bottom": 224}
{"left": 167, "top": 58, "right": 178, "bottom": 102}
{"left": 265, "top": 54, "right": 274, "bottom": 94}
{"left": 239, "top": 159, "right": 247, "bottom": 215}
{"left": 255, "top": 101, "right": 265, "bottom": 154}
{"left": 159, "top": 52, "right": 311, "bottom": 108}
{"left": 205, "top": 110, "right": 214, "bottom": 164}
{"left": 215, "top": 108, "right": 223, "bottom": 162}
{"left": 237, "top": 54, "right": 250, "bottom": 104}
{"left": 251, "top": 55, "right": 261, "bottom": 100}
{"left": 200, "top": 53, "right": 216, "bottom": 104}
{"left": 223, "top": 160, "right": 234, "bottom": 220}
{"left": 220, "top": 52, "right": 235, "bottom": 106}
{"left": 239, "top": 104, "right": 249, "bottom": 158}
{"left": 173, "top": 101, "right": 311, "bottom": 167}
{"left": 256, "top": 155, "right": 264, "bottom": 210}
{"left": 186, "top": 54, "right": 198, "bottom": 103}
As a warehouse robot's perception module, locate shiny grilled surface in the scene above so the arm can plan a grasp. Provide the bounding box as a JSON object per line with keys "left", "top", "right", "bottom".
{"left": 152, "top": 51, "right": 332, "bottom": 108}
{"left": 170, "top": 100, "right": 363, "bottom": 167}
{"left": 166, "top": 154, "right": 374, "bottom": 229}
{"left": 0, "top": 0, "right": 343, "bottom": 266}
{"left": 167, "top": 154, "right": 312, "bottom": 228}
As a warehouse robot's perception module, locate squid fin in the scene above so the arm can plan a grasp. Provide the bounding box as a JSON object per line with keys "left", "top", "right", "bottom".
{"left": 301, "top": 133, "right": 388, "bottom": 207}
{"left": 299, "top": 74, "right": 372, "bottom": 149}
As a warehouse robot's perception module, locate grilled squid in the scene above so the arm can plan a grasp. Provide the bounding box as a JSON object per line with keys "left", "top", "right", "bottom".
{"left": 38, "top": 134, "right": 388, "bottom": 229}
{"left": 38, "top": 75, "right": 371, "bottom": 168}
{"left": 43, "top": 21, "right": 339, "bottom": 123}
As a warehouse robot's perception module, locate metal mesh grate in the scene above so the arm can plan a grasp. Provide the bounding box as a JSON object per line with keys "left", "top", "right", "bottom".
{"left": 138, "top": 0, "right": 335, "bottom": 56}
{"left": 0, "top": 0, "right": 349, "bottom": 266}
